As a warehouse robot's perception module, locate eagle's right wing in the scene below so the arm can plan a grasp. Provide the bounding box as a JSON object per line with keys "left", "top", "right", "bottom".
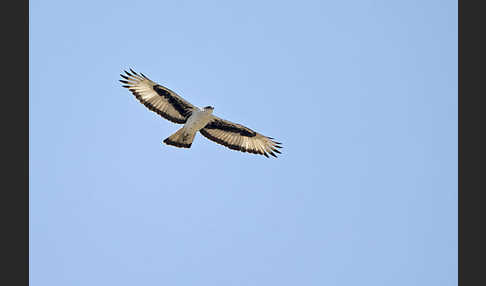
{"left": 200, "top": 116, "right": 282, "bottom": 158}
{"left": 120, "top": 69, "right": 197, "bottom": 124}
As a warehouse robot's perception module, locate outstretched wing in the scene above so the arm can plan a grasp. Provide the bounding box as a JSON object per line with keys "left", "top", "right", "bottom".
{"left": 120, "top": 69, "right": 197, "bottom": 124}
{"left": 200, "top": 116, "right": 282, "bottom": 158}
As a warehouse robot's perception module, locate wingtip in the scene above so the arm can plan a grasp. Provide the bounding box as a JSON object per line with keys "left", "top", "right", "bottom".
{"left": 129, "top": 68, "right": 138, "bottom": 75}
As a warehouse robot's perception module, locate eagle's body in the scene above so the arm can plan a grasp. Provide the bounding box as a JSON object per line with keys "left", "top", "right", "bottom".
{"left": 184, "top": 108, "right": 214, "bottom": 134}
{"left": 120, "top": 69, "right": 282, "bottom": 158}
{"left": 163, "top": 107, "right": 214, "bottom": 148}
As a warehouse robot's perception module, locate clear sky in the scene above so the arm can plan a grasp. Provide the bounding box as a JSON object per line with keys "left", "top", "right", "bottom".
{"left": 29, "top": 0, "right": 457, "bottom": 285}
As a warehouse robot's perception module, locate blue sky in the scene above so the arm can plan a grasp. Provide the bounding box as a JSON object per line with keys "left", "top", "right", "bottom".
{"left": 30, "top": 0, "right": 457, "bottom": 285}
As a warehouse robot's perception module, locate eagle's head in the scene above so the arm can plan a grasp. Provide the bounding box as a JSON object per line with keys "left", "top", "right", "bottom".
{"left": 203, "top": 106, "right": 214, "bottom": 113}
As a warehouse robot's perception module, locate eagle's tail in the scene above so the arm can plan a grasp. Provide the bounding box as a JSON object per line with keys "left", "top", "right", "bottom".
{"left": 163, "top": 127, "right": 196, "bottom": 148}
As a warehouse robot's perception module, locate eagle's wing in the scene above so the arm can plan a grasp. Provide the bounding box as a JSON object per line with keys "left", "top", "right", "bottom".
{"left": 120, "top": 69, "right": 197, "bottom": 124}
{"left": 200, "top": 116, "right": 282, "bottom": 158}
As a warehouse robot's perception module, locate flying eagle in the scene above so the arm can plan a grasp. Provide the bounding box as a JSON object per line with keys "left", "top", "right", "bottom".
{"left": 119, "top": 69, "right": 282, "bottom": 158}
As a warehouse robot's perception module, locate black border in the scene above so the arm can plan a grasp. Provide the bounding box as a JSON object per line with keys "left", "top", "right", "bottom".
{"left": 3, "top": 0, "right": 28, "bottom": 285}
{"left": 459, "top": 0, "right": 483, "bottom": 285}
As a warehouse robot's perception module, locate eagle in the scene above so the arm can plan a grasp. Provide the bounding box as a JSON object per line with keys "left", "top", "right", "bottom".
{"left": 119, "top": 69, "right": 282, "bottom": 158}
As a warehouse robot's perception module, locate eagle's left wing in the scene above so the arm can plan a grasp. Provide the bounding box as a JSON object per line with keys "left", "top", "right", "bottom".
{"left": 200, "top": 116, "right": 282, "bottom": 158}
{"left": 120, "top": 69, "right": 197, "bottom": 124}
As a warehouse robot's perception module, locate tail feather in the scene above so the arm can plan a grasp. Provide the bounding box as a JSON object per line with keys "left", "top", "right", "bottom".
{"left": 163, "top": 128, "right": 196, "bottom": 148}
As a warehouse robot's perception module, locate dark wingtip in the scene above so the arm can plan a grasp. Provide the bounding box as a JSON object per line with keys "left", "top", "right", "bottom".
{"left": 130, "top": 68, "right": 138, "bottom": 75}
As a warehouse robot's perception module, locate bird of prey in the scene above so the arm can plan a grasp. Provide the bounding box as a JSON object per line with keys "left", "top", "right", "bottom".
{"left": 119, "top": 69, "right": 282, "bottom": 158}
